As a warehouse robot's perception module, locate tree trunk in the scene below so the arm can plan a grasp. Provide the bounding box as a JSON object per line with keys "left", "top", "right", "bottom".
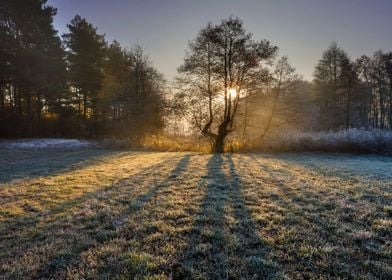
{"left": 346, "top": 86, "right": 351, "bottom": 130}
{"left": 389, "top": 84, "right": 392, "bottom": 128}
{"left": 83, "top": 93, "right": 87, "bottom": 119}
{"left": 78, "top": 91, "right": 81, "bottom": 116}
{"left": 26, "top": 87, "right": 33, "bottom": 137}
{"left": 0, "top": 83, "right": 4, "bottom": 119}
{"left": 37, "top": 93, "right": 41, "bottom": 122}
{"left": 214, "top": 133, "right": 225, "bottom": 153}
{"left": 242, "top": 91, "right": 248, "bottom": 140}
{"left": 214, "top": 122, "right": 228, "bottom": 153}
{"left": 17, "top": 85, "right": 22, "bottom": 117}
{"left": 26, "top": 89, "right": 31, "bottom": 120}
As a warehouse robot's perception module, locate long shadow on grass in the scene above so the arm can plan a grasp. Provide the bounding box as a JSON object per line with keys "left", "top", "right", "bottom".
{"left": 0, "top": 154, "right": 178, "bottom": 233}
{"left": 172, "top": 154, "right": 229, "bottom": 279}
{"left": 0, "top": 148, "right": 126, "bottom": 184}
{"left": 0, "top": 155, "right": 191, "bottom": 279}
{"left": 173, "top": 154, "right": 278, "bottom": 279}
{"left": 262, "top": 153, "right": 392, "bottom": 207}
{"left": 225, "top": 154, "right": 280, "bottom": 279}
{"left": 260, "top": 153, "right": 392, "bottom": 181}
{"left": 246, "top": 155, "right": 390, "bottom": 279}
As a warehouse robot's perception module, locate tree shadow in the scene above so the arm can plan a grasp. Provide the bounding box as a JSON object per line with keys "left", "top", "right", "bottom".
{"left": 128, "top": 154, "right": 191, "bottom": 211}
{"left": 173, "top": 154, "right": 279, "bottom": 279}
{"left": 0, "top": 148, "right": 125, "bottom": 184}
{"left": 250, "top": 153, "right": 390, "bottom": 210}
{"left": 258, "top": 152, "right": 392, "bottom": 181}
{"left": 245, "top": 154, "right": 391, "bottom": 278}
{"left": 0, "top": 155, "right": 192, "bottom": 279}
{"left": 172, "top": 154, "right": 229, "bottom": 279}
{"left": 225, "top": 154, "right": 280, "bottom": 279}
{"left": 0, "top": 154, "right": 177, "bottom": 229}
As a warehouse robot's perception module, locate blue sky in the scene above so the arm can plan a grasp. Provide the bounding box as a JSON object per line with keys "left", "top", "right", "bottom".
{"left": 48, "top": 0, "right": 392, "bottom": 81}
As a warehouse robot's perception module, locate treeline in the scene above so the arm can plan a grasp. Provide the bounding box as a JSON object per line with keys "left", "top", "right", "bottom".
{"left": 314, "top": 42, "right": 392, "bottom": 130}
{"left": 0, "top": 0, "right": 165, "bottom": 140}
{"left": 240, "top": 43, "right": 392, "bottom": 142}
{"left": 1, "top": 2, "right": 391, "bottom": 144}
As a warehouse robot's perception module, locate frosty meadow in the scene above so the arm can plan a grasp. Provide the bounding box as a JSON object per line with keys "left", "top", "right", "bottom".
{"left": 1, "top": 0, "right": 392, "bottom": 279}
{"left": 0, "top": 146, "right": 391, "bottom": 279}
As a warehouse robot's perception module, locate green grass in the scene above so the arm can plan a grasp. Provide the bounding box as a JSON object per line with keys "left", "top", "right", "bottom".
{"left": 0, "top": 149, "right": 391, "bottom": 279}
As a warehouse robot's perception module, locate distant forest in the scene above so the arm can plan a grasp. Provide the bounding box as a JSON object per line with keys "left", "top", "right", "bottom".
{"left": 1, "top": 1, "right": 392, "bottom": 147}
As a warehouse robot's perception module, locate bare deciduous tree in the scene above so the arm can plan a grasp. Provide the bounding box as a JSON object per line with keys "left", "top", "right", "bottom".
{"left": 259, "top": 56, "right": 301, "bottom": 139}
{"left": 176, "top": 16, "right": 277, "bottom": 152}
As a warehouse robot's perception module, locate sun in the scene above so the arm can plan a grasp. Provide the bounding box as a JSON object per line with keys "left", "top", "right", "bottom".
{"left": 228, "top": 88, "right": 237, "bottom": 98}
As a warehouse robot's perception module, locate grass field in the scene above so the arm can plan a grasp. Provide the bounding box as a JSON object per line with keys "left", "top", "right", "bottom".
{"left": 0, "top": 148, "right": 391, "bottom": 279}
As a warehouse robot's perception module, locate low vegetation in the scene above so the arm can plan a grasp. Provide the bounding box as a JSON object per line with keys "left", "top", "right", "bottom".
{"left": 238, "top": 128, "right": 392, "bottom": 154}
{"left": 115, "top": 129, "right": 392, "bottom": 154}
{"left": 1, "top": 148, "right": 391, "bottom": 279}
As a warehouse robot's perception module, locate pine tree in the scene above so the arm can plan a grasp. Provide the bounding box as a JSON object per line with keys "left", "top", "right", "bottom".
{"left": 63, "top": 15, "right": 106, "bottom": 120}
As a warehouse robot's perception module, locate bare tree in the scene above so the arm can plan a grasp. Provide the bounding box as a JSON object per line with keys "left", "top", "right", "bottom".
{"left": 177, "top": 16, "right": 277, "bottom": 152}
{"left": 259, "top": 56, "right": 301, "bottom": 139}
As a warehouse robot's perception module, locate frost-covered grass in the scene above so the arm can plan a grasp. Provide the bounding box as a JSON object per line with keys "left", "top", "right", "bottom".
{"left": 0, "top": 149, "right": 391, "bottom": 279}
{"left": 0, "top": 148, "right": 118, "bottom": 184}
{"left": 0, "top": 138, "right": 94, "bottom": 149}
{"left": 250, "top": 128, "right": 392, "bottom": 154}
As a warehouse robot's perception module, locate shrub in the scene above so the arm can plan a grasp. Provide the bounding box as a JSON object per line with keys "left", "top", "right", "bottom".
{"left": 244, "top": 128, "right": 392, "bottom": 154}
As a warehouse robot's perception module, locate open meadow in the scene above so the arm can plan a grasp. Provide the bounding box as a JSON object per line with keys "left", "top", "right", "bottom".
{"left": 2, "top": 1, "right": 392, "bottom": 279}
{"left": 0, "top": 147, "right": 391, "bottom": 279}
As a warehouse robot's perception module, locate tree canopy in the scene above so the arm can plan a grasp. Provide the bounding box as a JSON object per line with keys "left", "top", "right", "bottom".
{"left": 176, "top": 16, "right": 277, "bottom": 152}
{"left": 1, "top": 2, "right": 392, "bottom": 152}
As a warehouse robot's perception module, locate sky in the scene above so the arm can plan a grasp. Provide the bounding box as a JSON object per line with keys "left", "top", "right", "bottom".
{"left": 48, "top": 0, "right": 392, "bottom": 81}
